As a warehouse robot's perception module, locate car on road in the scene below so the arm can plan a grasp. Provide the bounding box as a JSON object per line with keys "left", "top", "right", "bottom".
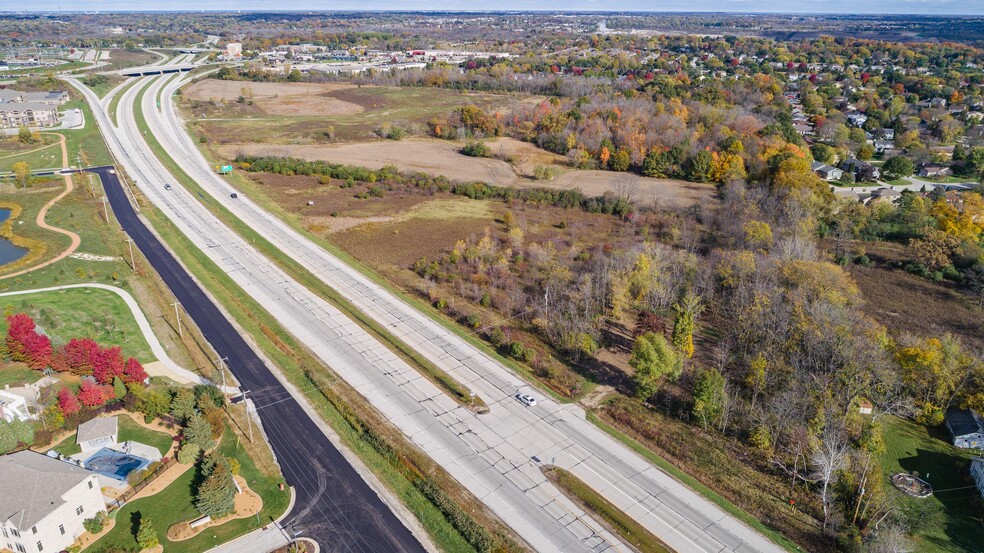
{"left": 164, "top": 183, "right": 172, "bottom": 190}
{"left": 108, "top": 169, "right": 116, "bottom": 175}
{"left": 515, "top": 393, "right": 537, "bottom": 407}
{"left": 230, "top": 192, "right": 238, "bottom": 198}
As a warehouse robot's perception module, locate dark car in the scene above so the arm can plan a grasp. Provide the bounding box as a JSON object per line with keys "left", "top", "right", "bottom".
{"left": 230, "top": 192, "right": 238, "bottom": 198}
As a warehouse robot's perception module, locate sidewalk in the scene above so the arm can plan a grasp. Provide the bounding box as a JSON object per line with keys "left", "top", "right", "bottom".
{"left": 204, "top": 486, "right": 297, "bottom": 553}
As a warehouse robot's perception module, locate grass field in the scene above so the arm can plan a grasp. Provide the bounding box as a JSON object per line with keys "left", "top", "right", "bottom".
{"left": 61, "top": 99, "right": 114, "bottom": 167}
{"left": 880, "top": 416, "right": 983, "bottom": 553}
{"left": 0, "top": 286, "right": 156, "bottom": 363}
{"left": 0, "top": 364, "right": 41, "bottom": 388}
{"left": 0, "top": 135, "right": 62, "bottom": 172}
{"left": 91, "top": 426, "right": 290, "bottom": 553}
{"left": 0, "top": 60, "right": 90, "bottom": 77}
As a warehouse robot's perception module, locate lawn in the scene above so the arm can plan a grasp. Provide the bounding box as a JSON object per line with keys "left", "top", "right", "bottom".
{"left": 61, "top": 99, "right": 114, "bottom": 167}
{"left": 0, "top": 364, "right": 41, "bottom": 387}
{"left": 92, "top": 426, "right": 290, "bottom": 553}
{"left": 880, "top": 416, "right": 984, "bottom": 552}
{"left": 50, "top": 415, "right": 174, "bottom": 458}
{"left": 0, "top": 136, "right": 63, "bottom": 173}
{"left": 0, "top": 287, "right": 156, "bottom": 363}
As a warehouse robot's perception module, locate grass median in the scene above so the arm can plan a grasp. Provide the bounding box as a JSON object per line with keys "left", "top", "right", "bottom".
{"left": 132, "top": 77, "right": 485, "bottom": 412}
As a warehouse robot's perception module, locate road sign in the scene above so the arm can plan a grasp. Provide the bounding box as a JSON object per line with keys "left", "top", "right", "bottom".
{"left": 217, "top": 165, "right": 233, "bottom": 174}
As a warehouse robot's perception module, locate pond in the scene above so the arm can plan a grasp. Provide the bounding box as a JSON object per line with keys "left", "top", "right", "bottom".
{"left": 0, "top": 208, "right": 28, "bottom": 267}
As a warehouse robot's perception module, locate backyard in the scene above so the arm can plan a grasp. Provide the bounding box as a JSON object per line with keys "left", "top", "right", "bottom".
{"left": 50, "top": 414, "right": 174, "bottom": 458}
{"left": 879, "top": 416, "right": 984, "bottom": 552}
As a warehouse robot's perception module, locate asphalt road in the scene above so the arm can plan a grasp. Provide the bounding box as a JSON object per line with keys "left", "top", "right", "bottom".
{"left": 90, "top": 165, "right": 423, "bottom": 553}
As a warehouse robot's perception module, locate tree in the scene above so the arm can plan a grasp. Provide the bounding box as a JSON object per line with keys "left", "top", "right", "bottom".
{"left": 629, "top": 332, "right": 681, "bottom": 400}
{"left": 78, "top": 380, "right": 107, "bottom": 407}
{"left": 136, "top": 516, "right": 159, "bottom": 550}
{"left": 910, "top": 227, "right": 959, "bottom": 272}
{"left": 687, "top": 150, "right": 714, "bottom": 183}
{"left": 811, "top": 422, "right": 849, "bottom": 533}
{"left": 882, "top": 156, "right": 915, "bottom": 180}
{"left": 63, "top": 337, "right": 101, "bottom": 375}
{"left": 58, "top": 387, "right": 81, "bottom": 415}
{"left": 671, "top": 293, "right": 704, "bottom": 359}
{"left": 195, "top": 457, "right": 236, "bottom": 518}
{"left": 857, "top": 143, "right": 875, "bottom": 161}
{"left": 123, "top": 357, "right": 148, "bottom": 384}
{"left": 11, "top": 161, "right": 30, "bottom": 188}
{"left": 112, "top": 376, "right": 127, "bottom": 400}
{"left": 17, "top": 126, "right": 32, "bottom": 144}
{"left": 170, "top": 388, "right": 197, "bottom": 423}
{"left": 810, "top": 143, "right": 836, "bottom": 164}
{"left": 692, "top": 367, "right": 726, "bottom": 430}
{"left": 177, "top": 443, "right": 201, "bottom": 464}
{"left": 0, "top": 417, "right": 34, "bottom": 453}
{"left": 92, "top": 346, "right": 125, "bottom": 385}
{"left": 184, "top": 412, "right": 215, "bottom": 450}
{"left": 138, "top": 389, "right": 171, "bottom": 419}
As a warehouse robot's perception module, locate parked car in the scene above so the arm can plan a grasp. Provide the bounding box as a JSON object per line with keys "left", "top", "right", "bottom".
{"left": 515, "top": 393, "right": 537, "bottom": 407}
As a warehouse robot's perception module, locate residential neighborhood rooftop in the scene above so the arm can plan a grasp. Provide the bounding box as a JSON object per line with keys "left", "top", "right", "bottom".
{"left": 0, "top": 450, "right": 95, "bottom": 531}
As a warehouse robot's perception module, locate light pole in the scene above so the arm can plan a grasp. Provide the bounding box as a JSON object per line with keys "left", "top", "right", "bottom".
{"left": 102, "top": 194, "right": 109, "bottom": 222}
{"left": 170, "top": 301, "right": 183, "bottom": 337}
{"left": 124, "top": 235, "right": 135, "bottom": 269}
{"left": 215, "top": 356, "right": 228, "bottom": 389}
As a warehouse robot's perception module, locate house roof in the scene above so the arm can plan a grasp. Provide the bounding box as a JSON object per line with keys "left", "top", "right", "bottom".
{"left": 0, "top": 101, "right": 57, "bottom": 114}
{"left": 946, "top": 408, "right": 984, "bottom": 438}
{"left": 0, "top": 450, "right": 96, "bottom": 531}
{"left": 76, "top": 416, "right": 117, "bottom": 445}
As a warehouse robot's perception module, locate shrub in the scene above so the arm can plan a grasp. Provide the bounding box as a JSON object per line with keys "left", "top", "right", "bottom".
{"left": 461, "top": 141, "right": 492, "bottom": 158}
{"left": 82, "top": 512, "right": 108, "bottom": 534}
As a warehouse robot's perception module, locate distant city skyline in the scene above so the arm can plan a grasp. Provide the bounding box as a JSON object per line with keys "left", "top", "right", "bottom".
{"left": 8, "top": 1, "right": 984, "bottom": 16}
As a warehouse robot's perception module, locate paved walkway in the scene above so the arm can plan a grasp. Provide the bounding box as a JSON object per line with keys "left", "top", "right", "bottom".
{"left": 0, "top": 133, "right": 81, "bottom": 280}
{"left": 0, "top": 283, "right": 208, "bottom": 386}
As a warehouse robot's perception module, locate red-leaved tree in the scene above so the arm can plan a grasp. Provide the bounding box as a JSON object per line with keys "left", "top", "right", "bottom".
{"left": 122, "top": 357, "right": 148, "bottom": 384}
{"left": 63, "top": 337, "right": 100, "bottom": 375}
{"left": 77, "top": 380, "right": 106, "bottom": 407}
{"left": 58, "top": 387, "right": 81, "bottom": 415}
{"left": 93, "top": 346, "right": 125, "bottom": 385}
{"left": 6, "top": 313, "right": 42, "bottom": 365}
{"left": 21, "top": 332, "right": 52, "bottom": 370}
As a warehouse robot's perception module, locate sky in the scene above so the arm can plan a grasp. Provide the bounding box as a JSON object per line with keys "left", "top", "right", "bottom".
{"left": 13, "top": 1, "right": 984, "bottom": 15}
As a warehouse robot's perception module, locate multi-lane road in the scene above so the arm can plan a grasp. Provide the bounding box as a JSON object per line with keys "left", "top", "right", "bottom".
{"left": 69, "top": 55, "right": 787, "bottom": 553}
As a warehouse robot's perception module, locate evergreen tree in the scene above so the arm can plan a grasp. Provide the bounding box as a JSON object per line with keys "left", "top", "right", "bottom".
{"left": 195, "top": 460, "right": 236, "bottom": 518}
{"left": 136, "top": 516, "right": 159, "bottom": 549}
{"left": 184, "top": 412, "right": 215, "bottom": 450}
{"left": 170, "top": 388, "right": 197, "bottom": 423}
{"left": 671, "top": 293, "right": 704, "bottom": 359}
{"left": 687, "top": 150, "right": 714, "bottom": 183}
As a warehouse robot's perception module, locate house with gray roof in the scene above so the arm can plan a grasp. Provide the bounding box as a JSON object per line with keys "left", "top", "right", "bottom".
{"left": 76, "top": 416, "right": 118, "bottom": 454}
{"left": 0, "top": 450, "right": 105, "bottom": 553}
{"left": 945, "top": 408, "right": 984, "bottom": 449}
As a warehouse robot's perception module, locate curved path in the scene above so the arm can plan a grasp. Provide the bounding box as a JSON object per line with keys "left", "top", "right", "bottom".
{"left": 0, "top": 133, "right": 82, "bottom": 280}
{"left": 0, "top": 282, "right": 207, "bottom": 386}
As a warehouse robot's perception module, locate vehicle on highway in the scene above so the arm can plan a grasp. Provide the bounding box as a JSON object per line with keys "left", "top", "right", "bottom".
{"left": 164, "top": 183, "right": 172, "bottom": 190}
{"left": 230, "top": 192, "right": 238, "bottom": 198}
{"left": 515, "top": 393, "right": 537, "bottom": 407}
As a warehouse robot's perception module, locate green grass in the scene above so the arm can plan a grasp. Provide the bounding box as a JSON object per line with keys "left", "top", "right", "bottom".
{"left": 586, "top": 412, "right": 801, "bottom": 552}
{"left": 548, "top": 467, "right": 672, "bottom": 553}
{"left": 51, "top": 431, "right": 82, "bottom": 456}
{"left": 880, "top": 416, "right": 982, "bottom": 553}
{"left": 92, "top": 426, "right": 290, "bottom": 553}
{"left": 0, "top": 61, "right": 90, "bottom": 76}
{"left": 108, "top": 79, "right": 140, "bottom": 127}
{"left": 133, "top": 79, "right": 485, "bottom": 411}
{"left": 0, "top": 364, "right": 41, "bottom": 387}
{"left": 118, "top": 415, "right": 174, "bottom": 456}
{"left": 60, "top": 99, "right": 113, "bottom": 167}
{"left": 0, "top": 287, "right": 156, "bottom": 363}
{"left": 0, "top": 138, "right": 63, "bottom": 172}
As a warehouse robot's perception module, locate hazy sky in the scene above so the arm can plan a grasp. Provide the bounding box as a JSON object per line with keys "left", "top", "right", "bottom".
{"left": 14, "top": 1, "right": 984, "bottom": 15}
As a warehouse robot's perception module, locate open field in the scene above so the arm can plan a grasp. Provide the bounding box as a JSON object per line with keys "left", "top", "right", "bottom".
{"left": 98, "top": 49, "right": 163, "bottom": 72}
{"left": 223, "top": 138, "right": 714, "bottom": 210}
{"left": 186, "top": 80, "right": 518, "bottom": 142}
{"left": 0, "top": 135, "right": 63, "bottom": 172}
{"left": 880, "top": 416, "right": 983, "bottom": 553}
{"left": 0, "top": 286, "right": 157, "bottom": 363}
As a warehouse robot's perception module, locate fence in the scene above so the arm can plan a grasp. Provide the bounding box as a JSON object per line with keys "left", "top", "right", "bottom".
{"left": 107, "top": 456, "right": 178, "bottom": 512}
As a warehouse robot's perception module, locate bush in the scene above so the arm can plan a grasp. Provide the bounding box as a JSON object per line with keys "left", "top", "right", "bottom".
{"left": 461, "top": 141, "right": 492, "bottom": 158}
{"left": 414, "top": 479, "right": 492, "bottom": 553}
{"left": 83, "top": 512, "right": 108, "bottom": 534}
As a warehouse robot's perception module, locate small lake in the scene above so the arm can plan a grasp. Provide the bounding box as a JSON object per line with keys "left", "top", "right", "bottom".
{"left": 0, "top": 208, "right": 28, "bottom": 267}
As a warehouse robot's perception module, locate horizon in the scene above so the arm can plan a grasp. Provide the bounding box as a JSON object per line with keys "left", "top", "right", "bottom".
{"left": 4, "top": 1, "right": 984, "bottom": 16}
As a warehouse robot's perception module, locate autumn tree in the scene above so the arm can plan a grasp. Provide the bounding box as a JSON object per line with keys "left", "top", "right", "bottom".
{"left": 58, "top": 387, "right": 80, "bottom": 415}
{"left": 909, "top": 226, "right": 959, "bottom": 272}
{"left": 882, "top": 156, "right": 914, "bottom": 179}
{"left": 671, "top": 293, "right": 704, "bottom": 359}
{"left": 693, "top": 367, "right": 727, "bottom": 430}
{"left": 136, "top": 516, "right": 159, "bottom": 550}
{"left": 123, "top": 357, "right": 149, "bottom": 384}
{"left": 63, "top": 338, "right": 100, "bottom": 376}
{"left": 630, "top": 332, "right": 681, "bottom": 400}
{"left": 78, "top": 380, "right": 108, "bottom": 408}
{"left": 11, "top": 162, "right": 30, "bottom": 188}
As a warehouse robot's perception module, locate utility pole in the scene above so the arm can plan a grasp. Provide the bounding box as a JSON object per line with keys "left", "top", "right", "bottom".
{"left": 215, "top": 356, "right": 228, "bottom": 389}
{"left": 102, "top": 194, "right": 109, "bottom": 222}
{"left": 124, "top": 236, "right": 135, "bottom": 269}
{"left": 171, "top": 301, "right": 183, "bottom": 337}
{"left": 243, "top": 389, "right": 253, "bottom": 442}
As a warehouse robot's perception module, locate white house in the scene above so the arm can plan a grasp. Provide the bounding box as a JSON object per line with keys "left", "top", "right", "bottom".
{"left": 76, "top": 416, "right": 118, "bottom": 454}
{"left": 0, "top": 389, "right": 31, "bottom": 423}
{"left": 945, "top": 409, "right": 984, "bottom": 449}
{"left": 971, "top": 458, "right": 984, "bottom": 499}
{"left": 0, "top": 450, "right": 106, "bottom": 553}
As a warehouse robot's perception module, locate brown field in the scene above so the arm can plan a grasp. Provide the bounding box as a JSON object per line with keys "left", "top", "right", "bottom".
{"left": 183, "top": 78, "right": 362, "bottom": 116}
{"left": 223, "top": 138, "right": 714, "bottom": 209}
{"left": 828, "top": 240, "right": 984, "bottom": 349}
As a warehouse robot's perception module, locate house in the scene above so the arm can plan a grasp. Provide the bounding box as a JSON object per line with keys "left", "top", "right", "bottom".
{"left": 811, "top": 161, "right": 844, "bottom": 181}
{"left": 873, "top": 139, "right": 895, "bottom": 154}
{"left": 858, "top": 400, "right": 873, "bottom": 415}
{"left": 917, "top": 164, "right": 953, "bottom": 178}
{"left": 22, "top": 91, "right": 69, "bottom": 106}
{"left": 841, "top": 158, "right": 880, "bottom": 181}
{"left": 846, "top": 112, "right": 868, "bottom": 127}
{"left": 76, "top": 416, "right": 118, "bottom": 454}
{"left": 971, "top": 458, "right": 984, "bottom": 499}
{"left": 0, "top": 450, "right": 106, "bottom": 553}
{"left": 0, "top": 102, "right": 58, "bottom": 129}
{"left": 0, "top": 89, "right": 25, "bottom": 104}
{"left": 868, "top": 188, "right": 902, "bottom": 204}
{"left": 0, "top": 389, "right": 32, "bottom": 423}
{"left": 945, "top": 408, "right": 984, "bottom": 449}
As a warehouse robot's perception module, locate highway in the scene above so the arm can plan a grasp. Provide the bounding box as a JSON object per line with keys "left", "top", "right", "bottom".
{"left": 73, "top": 59, "right": 787, "bottom": 553}
{"left": 89, "top": 164, "right": 424, "bottom": 553}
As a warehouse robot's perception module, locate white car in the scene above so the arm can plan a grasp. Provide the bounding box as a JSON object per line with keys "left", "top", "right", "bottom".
{"left": 164, "top": 183, "right": 172, "bottom": 190}
{"left": 515, "top": 393, "right": 537, "bottom": 407}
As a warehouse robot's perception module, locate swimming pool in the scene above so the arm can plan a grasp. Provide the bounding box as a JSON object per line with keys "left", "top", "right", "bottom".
{"left": 84, "top": 448, "right": 152, "bottom": 481}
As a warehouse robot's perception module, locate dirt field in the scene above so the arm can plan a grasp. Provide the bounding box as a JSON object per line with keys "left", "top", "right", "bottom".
{"left": 184, "top": 78, "right": 362, "bottom": 116}
{"left": 223, "top": 138, "right": 714, "bottom": 209}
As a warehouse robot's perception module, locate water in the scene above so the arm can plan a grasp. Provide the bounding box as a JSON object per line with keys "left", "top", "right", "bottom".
{"left": 0, "top": 208, "right": 28, "bottom": 267}
{"left": 84, "top": 447, "right": 152, "bottom": 481}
